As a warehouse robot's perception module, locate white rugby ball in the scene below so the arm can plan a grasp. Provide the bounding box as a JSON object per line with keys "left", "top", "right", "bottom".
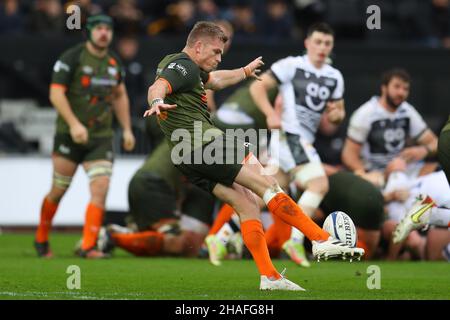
{"left": 323, "top": 211, "right": 357, "bottom": 247}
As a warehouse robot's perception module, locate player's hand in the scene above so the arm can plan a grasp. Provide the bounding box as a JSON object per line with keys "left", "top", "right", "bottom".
{"left": 360, "top": 171, "right": 385, "bottom": 188}
{"left": 386, "top": 157, "right": 407, "bottom": 175}
{"left": 244, "top": 56, "right": 264, "bottom": 80}
{"left": 143, "top": 102, "right": 177, "bottom": 117}
{"left": 122, "top": 129, "right": 135, "bottom": 152}
{"left": 70, "top": 122, "right": 88, "bottom": 144}
{"left": 266, "top": 112, "right": 281, "bottom": 129}
{"left": 400, "top": 146, "right": 428, "bottom": 162}
{"left": 326, "top": 101, "right": 344, "bottom": 124}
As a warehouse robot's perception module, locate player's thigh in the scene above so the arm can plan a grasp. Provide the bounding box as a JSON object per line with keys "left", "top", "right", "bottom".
{"left": 425, "top": 227, "right": 450, "bottom": 260}
{"left": 212, "top": 183, "right": 260, "bottom": 221}
{"left": 52, "top": 153, "right": 78, "bottom": 177}
{"left": 52, "top": 134, "right": 85, "bottom": 165}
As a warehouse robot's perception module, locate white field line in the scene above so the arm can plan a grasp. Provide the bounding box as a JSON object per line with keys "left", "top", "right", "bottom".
{"left": 0, "top": 291, "right": 146, "bottom": 300}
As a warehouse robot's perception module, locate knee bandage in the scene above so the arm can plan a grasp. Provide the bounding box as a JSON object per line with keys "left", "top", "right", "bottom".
{"left": 53, "top": 172, "right": 73, "bottom": 190}
{"left": 298, "top": 190, "right": 324, "bottom": 211}
{"left": 294, "top": 162, "right": 326, "bottom": 188}
{"left": 86, "top": 162, "right": 113, "bottom": 182}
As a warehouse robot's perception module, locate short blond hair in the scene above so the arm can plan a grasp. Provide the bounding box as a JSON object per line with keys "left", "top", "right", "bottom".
{"left": 186, "top": 21, "right": 228, "bottom": 47}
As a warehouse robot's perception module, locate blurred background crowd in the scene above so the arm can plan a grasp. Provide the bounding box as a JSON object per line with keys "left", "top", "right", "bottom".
{"left": 1, "top": 0, "right": 450, "bottom": 47}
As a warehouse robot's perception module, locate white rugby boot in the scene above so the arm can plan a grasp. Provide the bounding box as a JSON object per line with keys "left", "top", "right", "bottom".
{"left": 312, "top": 237, "right": 365, "bottom": 262}
{"left": 393, "top": 194, "right": 434, "bottom": 244}
{"left": 259, "top": 269, "right": 306, "bottom": 291}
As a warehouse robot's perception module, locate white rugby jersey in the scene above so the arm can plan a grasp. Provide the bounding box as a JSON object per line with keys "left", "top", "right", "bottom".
{"left": 347, "top": 96, "right": 428, "bottom": 170}
{"left": 270, "top": 55, "right": 344, "bottom": 143}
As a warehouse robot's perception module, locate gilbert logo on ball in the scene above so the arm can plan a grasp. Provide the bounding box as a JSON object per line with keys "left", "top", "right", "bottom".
{"left": 323, "top": 211, "right": 357, "bottom": 247}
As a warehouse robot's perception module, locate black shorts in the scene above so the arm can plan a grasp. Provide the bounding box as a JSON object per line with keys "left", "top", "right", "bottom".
{"left": 182, "top": 184, "right": 216, "bottom": 225}
{"left": 174, "top": 134, "right": 254, "bottom": 193}
{"left": 128, "top": 171, "right": 177, "bottom": 231}
{"left": 128, "top": 171, "right": 215, "bottom": 230}
{"left": 321, "top": 172, "right": 384, "bottom": 230}
{"left": 53, "top": 134, "right": 114, "bottom": 164}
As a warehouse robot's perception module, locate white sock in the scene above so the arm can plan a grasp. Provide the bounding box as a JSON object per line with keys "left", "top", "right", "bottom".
{"left": 290, "top": 227, "right": 304, "bottom": 244}
{"left": 429, "top": 207, "right": 450, "bottom": 228}
{"left": 216, "top": 223, "right": 234, "bottom": 246}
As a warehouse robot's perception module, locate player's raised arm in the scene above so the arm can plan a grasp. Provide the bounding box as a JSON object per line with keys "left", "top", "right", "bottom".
{"left": 144, "top": 78, "right": 177, "bottom": 117}
{"left": 205, "top": 56, "right": 264, "bottom": 91}
{"left": 249, "top": 71, "right": 280, "bottom": 129}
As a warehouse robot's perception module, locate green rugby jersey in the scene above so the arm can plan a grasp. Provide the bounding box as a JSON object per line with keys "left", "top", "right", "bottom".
{"left": 137, "top": 142, "right": 181, "bottom": 190}
{"left": 155, "top": 52, "right": 222, "bottom": 149}
{"left": 222, "top": 81, "right": 278, "bottom": 130}
{"left": 51, "top": 43, "right": 125, "bottom": 138}
{"left": 443, "top": 115, "right": 450, "bottom": 132}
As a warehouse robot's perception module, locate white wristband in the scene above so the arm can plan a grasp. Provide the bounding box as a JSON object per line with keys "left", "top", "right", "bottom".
{"left": 150, "top": 98, "right": 164, "bottom": 108}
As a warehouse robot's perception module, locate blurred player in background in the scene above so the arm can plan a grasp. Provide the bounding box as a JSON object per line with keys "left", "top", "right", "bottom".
{"left": 342, "top": 68, "right": 438, "bottom": 260}
{"left": 144, "top": 21, "right": 363, "bottom": 291}
{"left": 98, "top": 142, "right": 215, "bottom": 257}
{"left": 392, "top": 170, "right": 450, "bottom": 260}
{"left": 206, "top": 170, "right": 384, "bottom": 264}
{"left": 34, "top": 14, "right": 135, "bottom": 259}
{"left": 250, "top": 22, "right": 346, "bottom": 267}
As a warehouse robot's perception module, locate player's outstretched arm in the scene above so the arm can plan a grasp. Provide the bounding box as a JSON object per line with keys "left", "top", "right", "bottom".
{"left": 144, "top": 78, "right": 177, "bottom": 117}
{"left": 249, "top": 71, "right": 280, "bottom": 129}
{"left": 205, "top": 56, "right": 264, "bottom": 91}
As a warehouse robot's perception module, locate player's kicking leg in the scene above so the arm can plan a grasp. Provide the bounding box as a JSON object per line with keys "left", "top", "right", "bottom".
{"left": 212, "top": 182, "right": 305, "bottom": 291}
{"left": 234, "top": 154, "right": 365, "bottom": 262}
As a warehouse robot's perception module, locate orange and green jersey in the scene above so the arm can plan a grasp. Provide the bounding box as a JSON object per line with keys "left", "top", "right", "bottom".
{"left": 51, "top": 43, "right": 125, "bottom": 138}
{"left": 155, "top": 52, "right": 222, "bottom": 149}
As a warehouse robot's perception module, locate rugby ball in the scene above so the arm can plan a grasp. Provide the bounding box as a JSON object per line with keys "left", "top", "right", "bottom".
{"left": 323, "top": 211, "right": 357, "bottom": 247}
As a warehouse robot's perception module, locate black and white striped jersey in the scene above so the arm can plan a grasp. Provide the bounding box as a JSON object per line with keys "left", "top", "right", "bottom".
{"left": 271, "top": 55, "right": 344, "bottom": 143}
{"left": 347, "top": 96, "right": 428, "bottom": 170}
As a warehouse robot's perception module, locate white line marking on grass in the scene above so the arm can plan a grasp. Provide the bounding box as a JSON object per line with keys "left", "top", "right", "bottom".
{"left": 0, "top": 291, "right": 145, "bottom": 300}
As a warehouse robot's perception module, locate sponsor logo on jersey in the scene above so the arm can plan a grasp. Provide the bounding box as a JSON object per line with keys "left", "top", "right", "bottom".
{"left": 82, "top": 66, "right": 93, "bottom": 74}
{"left": 107, "top": 66, "right": 117, "bottom": 76}
{"left": 168, "top": 62, "right": 187, "bottom": 76}
{"left": 53, "top": 60, "right": 70, "bottom": 72}
{"left": 59, "top": 144, "right": 70, "bottom": 154}
{"left": 90, "top": 77, "right": 118, "bottom": 86}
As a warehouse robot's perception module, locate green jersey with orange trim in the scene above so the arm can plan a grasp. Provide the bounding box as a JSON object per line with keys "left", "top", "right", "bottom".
{"left": 155, "top": 52, "right": 222, "bottom": 149}
{"left": 51, "top": 43, "right": 125, "bottom": 138}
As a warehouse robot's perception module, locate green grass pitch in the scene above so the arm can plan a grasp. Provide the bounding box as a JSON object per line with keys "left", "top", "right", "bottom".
{"left": 0, "top": 233, "right": 449, "bottom": 300}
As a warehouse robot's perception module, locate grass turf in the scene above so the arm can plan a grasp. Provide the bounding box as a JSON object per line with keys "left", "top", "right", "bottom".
{"left": 0, "top": 233, "right": 449, "bottom": 300}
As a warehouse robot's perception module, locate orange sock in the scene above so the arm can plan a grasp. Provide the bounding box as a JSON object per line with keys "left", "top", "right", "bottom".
{"left": 35, "top": 197, "right": 58, "bottom": 243}
{"left": 241, "top": 219, "right": 280, "bottom": 279}
{"left": 208, "top": 204, "right": 235, "bottom": 235}
{"left": 265, "top": 214, "right": 292, "bottom": 257}
{"left": 111, "top": 231, "right": 164, "bottom": 256}
{"left": 267, "top": 193, "right": 329, "bottom": 241}
{"left": 81, "top": 203, "right": 104, "bottom": 250}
